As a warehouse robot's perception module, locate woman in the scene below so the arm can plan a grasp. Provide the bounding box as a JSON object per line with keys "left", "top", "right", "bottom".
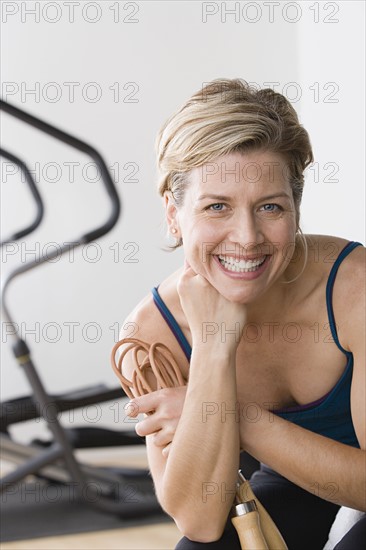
{"left": 118, "top": 79, "right": 365, "bottom": 549}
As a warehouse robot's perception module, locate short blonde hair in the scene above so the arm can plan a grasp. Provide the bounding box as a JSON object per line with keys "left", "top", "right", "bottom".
{"left": 156, "top": 78, "right": 313, "bottom": 248}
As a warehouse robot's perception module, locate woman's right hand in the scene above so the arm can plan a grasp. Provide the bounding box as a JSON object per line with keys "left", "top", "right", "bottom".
{"left": 126, "top": 385, "right": 187, "bottom": 456}
{"left": 177, "top": 260, "right": 247, "bottom": 352}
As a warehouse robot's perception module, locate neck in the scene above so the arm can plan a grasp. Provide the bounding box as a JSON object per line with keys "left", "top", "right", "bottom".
{"left": 245, "top": 279, "right": 293, "bottom": 322}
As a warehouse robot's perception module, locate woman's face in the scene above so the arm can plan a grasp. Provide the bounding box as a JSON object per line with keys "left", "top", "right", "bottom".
{"left": 167, "top": 150, "right": 298, "bottom": 304}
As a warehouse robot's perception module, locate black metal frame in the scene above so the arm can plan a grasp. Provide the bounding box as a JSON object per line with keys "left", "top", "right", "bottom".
{"left": 0, "top": 100, "right": 161, "bottom": 516}
{"left": 0, "top": 148, "right": 44, "bottom": 245}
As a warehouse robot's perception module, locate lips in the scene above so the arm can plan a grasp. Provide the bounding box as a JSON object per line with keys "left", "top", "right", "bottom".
{"left": 213, "top": 253, "right": 271, "bottom": 279}
{"left": 217, "top": 254, "right": 267, "bottom": 269}
{"left": 217, "top": 254, "right": 267, "bottom": 273}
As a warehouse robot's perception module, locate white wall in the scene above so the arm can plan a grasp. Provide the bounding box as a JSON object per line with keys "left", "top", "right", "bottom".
{"left": 1, "top": 1, "right": 364, "bottom": 439}
{"left": 297, "top": 1, "right": 365, "bottom": 239}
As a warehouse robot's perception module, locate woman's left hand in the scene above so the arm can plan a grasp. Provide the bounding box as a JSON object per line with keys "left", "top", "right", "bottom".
{"left": 125, "top": 386, "right": 187, "bottom": 456}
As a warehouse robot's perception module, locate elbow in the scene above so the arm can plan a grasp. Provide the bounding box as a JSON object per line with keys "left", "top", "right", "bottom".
{"left": 165, "top": 504, "right": 227, "bottom": 543}
{"left": 177, "top": 523, "right": 226, "bottom": 544}
{"left": 160, "top": 488, "right": 228, "bottom": 542}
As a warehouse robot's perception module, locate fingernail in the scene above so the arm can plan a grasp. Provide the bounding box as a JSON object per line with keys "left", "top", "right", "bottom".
{"left": 125, "top": 401, "right": 137, "bottom": 416}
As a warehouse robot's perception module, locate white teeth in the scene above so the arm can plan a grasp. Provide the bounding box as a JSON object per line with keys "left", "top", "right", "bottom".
{"left": 218, "top": 255, "right": 266, "bottom": 272}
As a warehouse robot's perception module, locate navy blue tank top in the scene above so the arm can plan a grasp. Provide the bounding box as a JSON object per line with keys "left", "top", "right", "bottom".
{"left": 152, "top": 241, "right": 363, "bottom": 448}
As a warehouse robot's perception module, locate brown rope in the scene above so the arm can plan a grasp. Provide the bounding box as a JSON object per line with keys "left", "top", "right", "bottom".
{"left": 110, "top": 337, "right": 187, "bottom": 399}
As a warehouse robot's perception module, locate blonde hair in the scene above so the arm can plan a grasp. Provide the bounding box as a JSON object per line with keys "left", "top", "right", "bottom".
{"left": 156, "top": 78, "right": 313, "bottom": 249}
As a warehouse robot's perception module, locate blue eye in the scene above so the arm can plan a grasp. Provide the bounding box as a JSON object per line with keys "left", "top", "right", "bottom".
{"left": 260, "top": 203, "right": 282, "bottom": 213}
{"left": 206, "top": 203, "right": 225, "bottom": 211}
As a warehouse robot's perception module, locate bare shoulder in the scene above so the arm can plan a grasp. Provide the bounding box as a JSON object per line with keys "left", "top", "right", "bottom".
{"left": 119, "top": 265, "right": 186, "bottom": 346}
{"left": 119, "top": 291, "right": 164, "bottom": 346}
{"left": 304, "top": 234, "right": 364, "bottom": 278}
{"left": 117, "top": 271, "right": 190, "bottom": 389}
{"left": 306, "top": 234, "right": 354, "bottom": 264}
{"left": 308, "top": 234, "right": 365, "bottom": 351}
{"left": 310, "top": 233, "right": 365, "bottom": 288}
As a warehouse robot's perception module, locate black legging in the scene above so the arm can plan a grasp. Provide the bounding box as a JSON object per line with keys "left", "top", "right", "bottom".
{"left": 175, "top": 465, "right": 365, "bottom": 550}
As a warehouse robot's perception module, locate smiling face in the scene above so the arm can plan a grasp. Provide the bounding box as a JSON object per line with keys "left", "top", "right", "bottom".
{"left": 165, "top": 150, "right": 298, "bottom": 304}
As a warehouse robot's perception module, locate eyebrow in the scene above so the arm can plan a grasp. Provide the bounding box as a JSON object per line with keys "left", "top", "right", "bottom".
{"left": 197, "top": 192, "right": 292, "bottom": 202}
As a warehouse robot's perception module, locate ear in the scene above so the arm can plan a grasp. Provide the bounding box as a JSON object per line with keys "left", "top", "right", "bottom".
{"left": 164, "top": 191, "right": 180, "bottom": 234}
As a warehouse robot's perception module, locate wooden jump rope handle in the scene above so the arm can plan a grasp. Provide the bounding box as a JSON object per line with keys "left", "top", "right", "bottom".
{"left": 111, "top": 338, "right": 288, "bottom": 549}
{"left": 233, "top": 473, "right": 288, "bottom": 549}
{"left": 232, "top": 500, "right": 269, "bottom": 550}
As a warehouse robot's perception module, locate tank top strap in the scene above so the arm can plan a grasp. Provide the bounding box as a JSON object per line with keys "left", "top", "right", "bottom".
{"left": 326, "top": 241, "right": 363, "bottom": 354}
{"left": 151, "top": 286, "right": 192, "bottom": 362}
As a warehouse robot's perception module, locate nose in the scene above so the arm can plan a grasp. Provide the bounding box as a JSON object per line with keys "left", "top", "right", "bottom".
{"left": 226, "top": 212, "right": 265, "bottom": 255}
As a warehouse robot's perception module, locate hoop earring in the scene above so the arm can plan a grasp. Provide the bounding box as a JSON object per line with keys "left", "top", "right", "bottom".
{"left": 282, "top": 228, "right": 308, "bottom": 284}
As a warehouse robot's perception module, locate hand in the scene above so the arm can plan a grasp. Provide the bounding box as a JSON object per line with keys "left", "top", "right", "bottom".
{"left": 178, "top": 259, "right": 247, "bottom": 351}
{"left": 125, "top": 386, "right": 187, "bottom": 456}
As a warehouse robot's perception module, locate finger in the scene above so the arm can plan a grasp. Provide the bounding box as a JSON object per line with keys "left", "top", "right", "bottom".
{"left": 124, "top": 401, "right": 141, "bottom": 418}
{"left": 162, "top": 442, "right": 172, "bottom": 457}
{"left": 153, "top": 429, "right": 173, "bottom": 447}
{"left": 135, "top": 415, "right": 160, "bottom": 437}
{"left": 126, "top": 391, "right": 161, "bottom": 416}
{"left": 179, "top": 263, "right": 197, "bottom": 286}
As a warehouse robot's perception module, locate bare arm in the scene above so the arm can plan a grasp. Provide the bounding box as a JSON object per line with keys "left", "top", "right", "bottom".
{"left": 240, "top": 248, "right": 366, "bottom": 511}
{"left": 123, "top": 265, "right": 247, "bottom": 542}
{"left": 160, "top": 345, "right": 240, "bottom": 541}
{"left": 127, "top": 349, "right": 240, "bottom": 543}
{"left": 240, "top": 409, "right": 365, "bottom": 510}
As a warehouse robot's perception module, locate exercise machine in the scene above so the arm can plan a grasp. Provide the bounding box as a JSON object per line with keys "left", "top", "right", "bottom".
{"left": 0, "top": 100, "right": 161, "bottom": 516}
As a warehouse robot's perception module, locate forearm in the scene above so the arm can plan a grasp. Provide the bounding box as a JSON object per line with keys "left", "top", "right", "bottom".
{"left": 240, "top": 408, "right": 366, "bottom": 511}
{"left": 162, "top": 345, "right": 240, "bottom": 541}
